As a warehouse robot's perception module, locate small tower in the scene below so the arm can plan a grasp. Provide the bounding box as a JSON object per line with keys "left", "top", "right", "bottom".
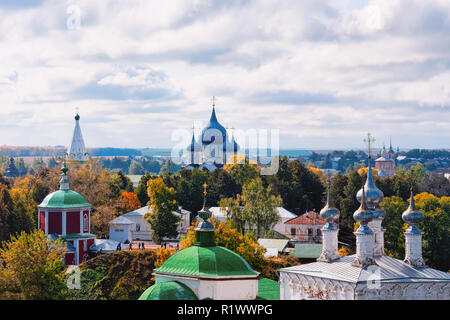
{"left": 68, "top": 112, "right": 88, "bottom": 162}
{"left": 352, "top": 186, "right": 377, "bottom": 268}
{"left": 402, "top": 190, "right": 425, "bottom": 268}
{"left": 356, "top": 157, "right": 385, "bottom": 256}
{"left": 317, "top": 179, "right": 340, "bottom": 263}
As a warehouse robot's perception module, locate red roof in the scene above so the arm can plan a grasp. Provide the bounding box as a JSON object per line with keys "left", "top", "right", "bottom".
{"left": 285, "top": 211, "right": 326, "bottom": 225}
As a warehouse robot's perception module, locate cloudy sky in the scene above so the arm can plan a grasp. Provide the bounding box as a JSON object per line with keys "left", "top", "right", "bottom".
{"left": 0, "top": 0, "right": 449, "bottom": 149}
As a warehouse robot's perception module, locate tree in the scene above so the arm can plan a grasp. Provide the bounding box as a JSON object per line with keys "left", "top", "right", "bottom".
{"left": 380, "top": 196, "right": 407, "bottom": 259}
{"left": 0, "top": 230, "right": 66, "bottom": 300}
{"left": 241, "top": 178, "right": 282, "bottom": 239}
{"left": 218, "top": 196, "right": 246, "bottom": 234}
{"left": 135, "top": 173, "right": 152, "bottom": 206}
{"left": 144, "top": 178, "right": 181, "bottom": 244}
{"left": 159, "top": 160, "right": 181, "bottom": 175}
{"left": 119, "top": 191, "right": 141, "bottom": 214}
{"left": 0, "top": 183, "right": 13, "bottom": 242}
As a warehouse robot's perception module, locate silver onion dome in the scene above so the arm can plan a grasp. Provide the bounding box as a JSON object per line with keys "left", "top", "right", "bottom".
{"left": 353, "top": 186, "right": 374, "bottom": 234}
{"left": 356, "top": 158, "right": 384, "bottom": 212}
{"left": 402, "top": 190, "right": 423, "bottom": 234}
{"left": 320, "top": 187, "right": 340, "bottom": 230}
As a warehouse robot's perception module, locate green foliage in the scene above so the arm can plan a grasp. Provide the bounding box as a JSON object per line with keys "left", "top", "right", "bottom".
{"left": 159, "top": 160, "right": 181, "bottom": 175}
{"left": 145, "top": 178, "right": 181, "bottom": 244}
{"left": 135, "top": 172, "right": 152, "bottom": 206}
{"left": 380, "top": 196, "right": 407, "bottom": 259}
{"left": 0, "top": 230, "right": 66, "bottom": 300}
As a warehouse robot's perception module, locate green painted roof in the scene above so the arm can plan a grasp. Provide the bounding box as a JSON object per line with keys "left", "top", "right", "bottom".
{"left": 292, "top": 243, "right": 323, "bottom": 258}
{"left": 62, "top": 233, "right": 96, "bottom": 239}
{"left": 257, "top": 278, "right": 280, "bottom": 300}
{"left": 138, "top": 281, "right": 198, "bottom": 300}
{"left": 155, "top": 245, "right": 259, "bottom": 278}
{"left": 38, "top": 190, "right": 91, "bottom": 209}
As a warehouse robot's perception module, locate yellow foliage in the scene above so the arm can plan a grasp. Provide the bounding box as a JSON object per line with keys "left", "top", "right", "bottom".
{"left": 223, "top": 154, "right": 258, "bottom": 172}
{"left": 154, "top": 248, "right": 174, "bottom": 268}
{"left": 338, "top": 246, "right": 351, "bottom": 257}
{"left": 308, "top": 167, "right": 324, "bottom": 176}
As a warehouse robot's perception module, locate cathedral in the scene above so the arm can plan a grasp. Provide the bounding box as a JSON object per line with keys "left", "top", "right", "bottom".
{"left": 185, "top": 101, "right": 239, "bottom": 170}
{"left": 279, "top": 157, "right": 450, "bottom": 300}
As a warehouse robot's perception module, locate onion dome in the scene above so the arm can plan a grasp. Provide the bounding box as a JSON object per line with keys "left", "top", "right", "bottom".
{"left": 356, "top": 157, "right": 384, "bottom": 211}
{"left": 75, "top": 113, "right": 80, "bottom": 121}
{"left": 201, "top": 106, "right": 227, "bottom": 146}
{"left": 39, "top": 161, "right": 90, "bottom": 209}
{"left": 353, "top": 186, "right": 374, "bottom": 234}
{"left": 138, "top": 281, "right": 198, "bottom": 300}
{"left": 227, "top": 132, "right": 239, "bottom": 153}
{"left": 319, "top": 186, "right": 340, "bottom": 230}
{"left": 402, "top": 190, "right": 423, "bottom": 234}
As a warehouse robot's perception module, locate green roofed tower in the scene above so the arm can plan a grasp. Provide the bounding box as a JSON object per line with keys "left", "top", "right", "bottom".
{"left": 139, "top": 183, "right": 260, "bottom": 300}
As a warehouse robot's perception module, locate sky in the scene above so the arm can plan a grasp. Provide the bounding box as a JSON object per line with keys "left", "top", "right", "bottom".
{"left": 0, "top": 0, "right": 449, "bottom": 150}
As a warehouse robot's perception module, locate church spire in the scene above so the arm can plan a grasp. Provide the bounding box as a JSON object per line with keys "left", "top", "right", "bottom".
{"left": 209, "top": 96, "right": 219, "bottom": 123}
{"left": 195, "top": 182, "right": 215, "bottom": 247}
{"left": 68, "top": 110, "right": 88, "bottom": 162}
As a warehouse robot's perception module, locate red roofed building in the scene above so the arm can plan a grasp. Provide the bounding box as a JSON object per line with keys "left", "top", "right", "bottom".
{"left": 284, "top": 211, "right": 327, "bottom": 242}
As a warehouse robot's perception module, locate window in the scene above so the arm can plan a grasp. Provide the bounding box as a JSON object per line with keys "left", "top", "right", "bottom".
{"left": 83, "top": 240, "right": 87, "bottom": 251}
{"left": 136, "top": 224, "right": 141, "bottom": 232}
{"left": 308, "top": 228, "right": 313, "bottom": 235}
{"left": 291, "top": 228, "right": 296, "bottom": 236}
{"left": 317, "top": 229, "right": 322, "bottom": 236}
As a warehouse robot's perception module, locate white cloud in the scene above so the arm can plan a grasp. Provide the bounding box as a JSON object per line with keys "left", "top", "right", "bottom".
{"left": 0, "top": 0, "right": 448, "bottom": 149}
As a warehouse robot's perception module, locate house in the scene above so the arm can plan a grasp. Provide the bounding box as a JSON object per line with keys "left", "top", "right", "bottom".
{"left": 284, "top": 211, "right": 327, "bottom": 242}
{"left": 109, "top": 206, "right": 191, "bottom": 243}
{"left": 258, "top": 239, "right": 290, "bottom": 258}
{"left": 209, "top": 206, "right": 297, "bottom": 237}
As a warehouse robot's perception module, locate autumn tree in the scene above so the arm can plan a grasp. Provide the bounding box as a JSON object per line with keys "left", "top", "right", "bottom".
{"left": 0, "top": 183, "right": 13, "bottom": 242}
{"left": 218, "top": 196, "right": 246, "bottom": 234}
{"left": 380, "top": 196, "right": 407, "bottom": 259}
{"left": 119, "top": 191, "right": 141, "bottom": 214}
{"left": 0, "top": 230, "right": 66, "bottom": 300}
{"left": 144, "top": 178, "right": 181, "bottom": 244}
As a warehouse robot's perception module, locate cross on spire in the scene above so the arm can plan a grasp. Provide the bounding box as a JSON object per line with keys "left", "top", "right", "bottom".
{"left": 203, "top": 182, "right": 208, "bottom": 197}
{"left": 364, "top": 132, "right": 375, "bottom": 159}
{"left": 211, "top": 96, "right": 217, "bottom": 107}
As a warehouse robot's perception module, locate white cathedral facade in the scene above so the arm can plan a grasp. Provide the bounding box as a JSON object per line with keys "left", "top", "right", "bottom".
{"left": 279, "top": 159, "right": 450, "bottom": 300}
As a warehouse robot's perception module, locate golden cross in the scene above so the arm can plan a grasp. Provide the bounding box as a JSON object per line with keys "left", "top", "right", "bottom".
{"left": 75, "top": 106, "right": 79, "bottom": 114}
{"left": 211, "top": 96, "right": 217, "bottom": 107}
{"left": 364, "top": 132, "right": 375, "bottom": 158}
{"left": 203, "top": 182, "right": 207, "bottom": 197}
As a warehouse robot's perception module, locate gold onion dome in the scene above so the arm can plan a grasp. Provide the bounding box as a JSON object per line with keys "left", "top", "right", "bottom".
{"left": 356, "top": 157, "right": 384, "bottom": 217}
{"left": 319, "top": 186, "right": 340, "bottom": 230}
{"left": 402, "top": 190, "right": 423, "bottom": 234}
{"left": 353, "top": 186, "right": 374, "bottom": 234}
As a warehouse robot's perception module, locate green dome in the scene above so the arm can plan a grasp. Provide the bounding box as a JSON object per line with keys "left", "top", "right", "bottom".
{"left": 155, "top": 245, "right": 259, "bottom": 278}
{"left": 39, "top": 190, "right": 91, "bottom": 209}
{"left": 138, "top": 281, "right": 198, "bottom": 300}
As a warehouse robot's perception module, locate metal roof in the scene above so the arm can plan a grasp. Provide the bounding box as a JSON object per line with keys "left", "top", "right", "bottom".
{"left": 292, "top": 243, "right": 323, "bottom": 259}
{"left": 89, "top": 239, "right": 120, "bottom": 252}
{"left": 280, "top": 255, "right": 450, "bottom": 284}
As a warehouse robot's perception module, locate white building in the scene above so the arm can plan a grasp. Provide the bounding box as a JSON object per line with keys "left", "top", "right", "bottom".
{"left": 209, "top": 206, "right": 297, "bottom": 236}
{"left": 109, "top": 206, "right": 191, "bottom": 243}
